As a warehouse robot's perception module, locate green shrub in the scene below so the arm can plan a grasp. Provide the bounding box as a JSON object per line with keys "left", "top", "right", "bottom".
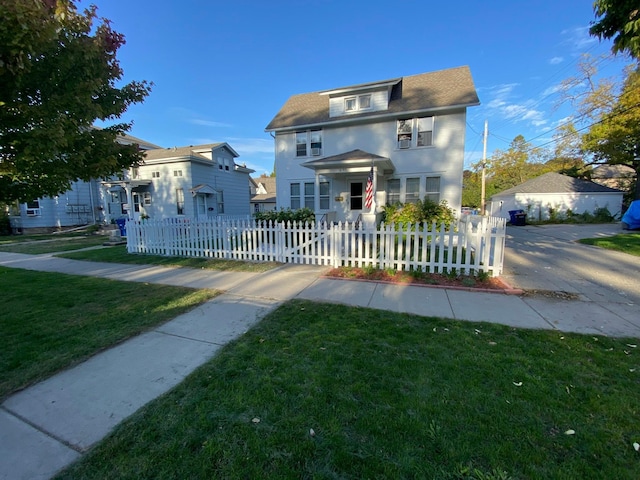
{"left": 382, "top": 198, "right": 456, "bottom": 228}
{"left": 254, "top": 208, "right": 315, "bottom": 224}
{"left": 0, "top": 213, "right": 11, "bottom": 236}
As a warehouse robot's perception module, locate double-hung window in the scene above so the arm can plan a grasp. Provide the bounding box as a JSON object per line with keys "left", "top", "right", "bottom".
{"left": 296, "top": 130, "right": 322, "bottom": 157}
{"left": 290, "top": 183, "right": 301, "bottom": 209}
{"left": 387, "top": 179, "right": 400, "bottom": 205}
{"left": 304, "top": 182, "right": 314, "bottom": 209}
{"left": 397, "top": 116, "right": 435, "bottom": 148}
{"left": 405, "top": 178, "right": 420, "bottom": 204}
{"left": 319, "top": 181, "right": 330, "bottom": 209}
{"left": 417, "top": 117, "right": 434, "bottom": 147}
{"left": 425, "top": 176, "right": 440, "bottom": 202}
{"left": 296, "top": 132, "right": 308, "bottom": 157}
{"left": 397, "top": 120, "right": 413, "bottom": 148}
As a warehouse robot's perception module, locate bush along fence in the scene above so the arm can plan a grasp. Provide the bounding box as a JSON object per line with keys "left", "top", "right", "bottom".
{"left": 125, "top": 216, "right": 507, "bottom": 276}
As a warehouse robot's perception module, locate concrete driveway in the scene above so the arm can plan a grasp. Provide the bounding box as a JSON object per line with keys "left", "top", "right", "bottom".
{"left": 501, "top": 223, "right": 640, "bottom": 306}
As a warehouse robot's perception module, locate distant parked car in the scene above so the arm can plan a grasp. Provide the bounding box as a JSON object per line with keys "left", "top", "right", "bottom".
{"left": 461, "top": 207, "right": 476, "bottom": 215}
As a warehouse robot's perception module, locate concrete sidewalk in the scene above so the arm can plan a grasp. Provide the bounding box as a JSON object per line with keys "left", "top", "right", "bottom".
{"left": 1, "top": 249, "right": 639, "bottom": 479}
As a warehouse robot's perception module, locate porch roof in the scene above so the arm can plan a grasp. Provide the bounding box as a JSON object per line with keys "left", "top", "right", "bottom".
{"left": 190, "top": 184, "right": 218, "bottom": 196}
{"left": 102, "top": 179, "right": 152, "bottom": 190}
{"left": 301, "top": 149, "right": 394, "bottom": 174}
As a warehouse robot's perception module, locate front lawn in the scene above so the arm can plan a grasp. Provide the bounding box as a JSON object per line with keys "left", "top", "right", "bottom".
{"left": 58, "top": 300, "right": 640, "bottom": 479}
{"left": 0, "top": 267, "right": 218, "bottom": 400}
{"left": 0, "top": 235, "right": 107, "bottom": 254}
{"left": 57, "top": 245, "right": 280, "bottom": 272}
{"left": 579, "top": 233, "right": 640, "bottom": 257}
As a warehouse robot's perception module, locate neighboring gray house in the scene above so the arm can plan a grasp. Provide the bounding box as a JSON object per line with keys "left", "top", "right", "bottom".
{"left": 265, "top": 66, "right": 480, "bottom": 224}
{"left": 101, "top": 143, "right": 254, "bottom": 222}
{"left": 9, "top": 137, "right": 254, "bottom": 233}
{"left": 8, "top": 134, "right": 160, "bottom": 234}
{"left": 489, "top": 172, "right": 624, "bottom": 221}
{"left": 250, "top": 176, "right": 277, "bottom": 213}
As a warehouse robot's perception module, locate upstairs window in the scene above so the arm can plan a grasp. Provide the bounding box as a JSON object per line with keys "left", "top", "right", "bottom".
{"left": 345, "top": 97, "right": 357, "bottom": 111}
{"left": 152, "top": 171, "right": 160, "bottom": 178}
{"left": 397, "top": 116, "right": 435, "bottom": 148}
{"left": 296, "top": 132, "right": 307, "bottom": 157}
{"left": 296, "top": 130, "right": 322, "bottom": 157}
{"left": 417, "top": 117, "right": 434, "bottom": 147}
{"left": 344, "top": 94, "right": 371, "bottom": 113}
{"left": 173, "top": 170, "right": 183, "bottom": 177}
{"left": 310, "top": 130, "right": 322, "bottom": 156}
{"left": 397, "top": 120, "right": 413, "bottom": 149}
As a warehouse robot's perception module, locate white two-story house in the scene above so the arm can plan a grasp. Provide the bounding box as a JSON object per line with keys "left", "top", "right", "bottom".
{"left": 265, "top": 66, "right": 480, "bottom": 224}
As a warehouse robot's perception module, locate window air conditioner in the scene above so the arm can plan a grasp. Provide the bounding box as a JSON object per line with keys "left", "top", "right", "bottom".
{"left": 399, "top": 139, "right": 411, "bottom": 149}
{"left": 311, "top": 147, "right": 321, "bottom": 156}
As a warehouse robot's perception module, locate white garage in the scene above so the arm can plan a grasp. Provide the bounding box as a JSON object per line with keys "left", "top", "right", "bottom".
{"left": 489, "top": 172, "right": 624, "bottom": 222}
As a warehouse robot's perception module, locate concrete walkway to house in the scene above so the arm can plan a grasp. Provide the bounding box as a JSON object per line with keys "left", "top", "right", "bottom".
{"left": 1, "top": 223, "right": 639, "bottom": 479}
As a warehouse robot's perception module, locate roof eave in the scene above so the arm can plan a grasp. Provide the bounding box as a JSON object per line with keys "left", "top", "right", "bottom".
{"left": 265, "top": 101, "right": 480, "bottom": 133}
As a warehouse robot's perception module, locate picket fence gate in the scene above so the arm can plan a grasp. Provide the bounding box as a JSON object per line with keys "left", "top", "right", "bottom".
{"left": 125, "top": 216, "right": 506, "bottom": 276}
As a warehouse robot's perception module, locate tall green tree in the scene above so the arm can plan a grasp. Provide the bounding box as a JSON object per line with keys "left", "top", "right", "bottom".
{"left": 546, "top": 123, "right": 587, "bottom": 177}
{"left": 485, "top": 135, "right": 546, "bottom": 192}
{"left": 582, "top": 67, "right": 640, "bottom": 199}
{"left": 590, "top": 0, "right": 640, "bottom": 60}
{"left": 0, "top": 0, "right": 151, "bottom": 203}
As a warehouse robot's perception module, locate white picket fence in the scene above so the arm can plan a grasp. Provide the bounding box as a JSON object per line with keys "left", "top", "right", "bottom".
{"left": 125, "top": 216, "right": 506, "bottom": 276}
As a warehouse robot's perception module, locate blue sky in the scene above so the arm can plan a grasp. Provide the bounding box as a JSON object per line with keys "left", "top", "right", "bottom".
{"left": 87, "top": 0, "right": 630, "bottom": 175}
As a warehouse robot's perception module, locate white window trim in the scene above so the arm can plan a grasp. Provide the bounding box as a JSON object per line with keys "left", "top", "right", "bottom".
{"left": 295, "top": 130, "right": 322, "bottom": 158}
{"left": 396, "top": 116, "right": 435, "bottom": 149}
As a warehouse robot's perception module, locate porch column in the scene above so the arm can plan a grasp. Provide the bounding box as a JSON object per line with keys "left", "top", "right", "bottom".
{"left": 124, "top": 185, "right": 134, "bottom": 220}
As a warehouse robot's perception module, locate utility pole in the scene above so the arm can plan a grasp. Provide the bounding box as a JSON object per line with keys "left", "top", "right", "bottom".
{"left": 480, "top": 120, "right": 488, "bottom": 215}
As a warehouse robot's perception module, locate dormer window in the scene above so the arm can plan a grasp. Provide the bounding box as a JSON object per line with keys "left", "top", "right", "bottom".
{"left": 344, "top": 94, "right": 371, "bottom": 113}
{"left": 345, "top": 97, "right": 356, "bottom": 112}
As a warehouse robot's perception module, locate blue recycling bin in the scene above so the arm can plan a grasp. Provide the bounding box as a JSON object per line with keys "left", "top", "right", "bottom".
{"left": 508, "top": 209, "right": 527, "bottom": 226}
{"left": 115, "top": 218, "right": 127, "bottom": 236}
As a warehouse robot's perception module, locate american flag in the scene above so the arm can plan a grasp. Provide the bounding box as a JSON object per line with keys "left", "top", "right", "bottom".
{"left": 365, "top": 166, "right": 374, "bottom": 209}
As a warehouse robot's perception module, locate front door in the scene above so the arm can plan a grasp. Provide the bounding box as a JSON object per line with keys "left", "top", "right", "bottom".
{"left": 350, "top": 182, "right": 364, "bottom": 211}
{"left": 195, "top": 193, "right": 209, "bottom": 219}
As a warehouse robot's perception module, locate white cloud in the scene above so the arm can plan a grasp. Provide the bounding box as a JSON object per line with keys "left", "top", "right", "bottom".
{"left": 561, "top": 26, "right": 597, "bottom": 52}
{"left": 189, "top": 119, "right": 234, "bottom": 128}
{"left": 549, "top": 56, "right": 564, "bottom": 65}
{"left": 541, "top": 83, "right": 564, "bottom": 96}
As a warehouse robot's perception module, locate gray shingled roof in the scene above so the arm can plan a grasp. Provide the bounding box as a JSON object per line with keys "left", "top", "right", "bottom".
{"left": 493, "top": 172, "right": 624, "bottom": 197}
{"left": 265, "top": 66, "right": 479, "bottom": 131}
{"left": 142, "top": 143, "right": 224, "bottom": 161}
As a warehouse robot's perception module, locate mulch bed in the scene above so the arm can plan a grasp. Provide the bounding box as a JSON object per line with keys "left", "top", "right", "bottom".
{"left": 323, "top": 267, "right": 514, "bottom": 292}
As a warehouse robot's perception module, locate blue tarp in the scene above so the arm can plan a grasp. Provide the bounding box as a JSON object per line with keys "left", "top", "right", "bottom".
{"left": 622, "top": 200, "right": 640, "bottom": 230}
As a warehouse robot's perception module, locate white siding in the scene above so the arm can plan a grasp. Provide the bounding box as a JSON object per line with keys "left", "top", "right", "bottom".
{"left": 490, "top": 192, "right": 624, "bottom": 221}
{"left": 275, "top": 110, "right": 467, "bottom": 218}
{"left": 328, "top": 90, "right": 389, "bottom": 117}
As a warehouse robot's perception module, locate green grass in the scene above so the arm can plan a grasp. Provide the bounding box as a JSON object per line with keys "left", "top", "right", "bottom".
{"left": 58, "top": 300, "right": 640, "bottom": 479}
{"left": 579, "top": 233, "right": 640, "bottom": 257}
{"left": 0, "top": 267, "right": 218, "bottom": 400}
{"left": 57, "top": 245, "right": 280, "bottom": 272}
{"left": 0, "top": 235, "right": 107, "bottom": 254}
